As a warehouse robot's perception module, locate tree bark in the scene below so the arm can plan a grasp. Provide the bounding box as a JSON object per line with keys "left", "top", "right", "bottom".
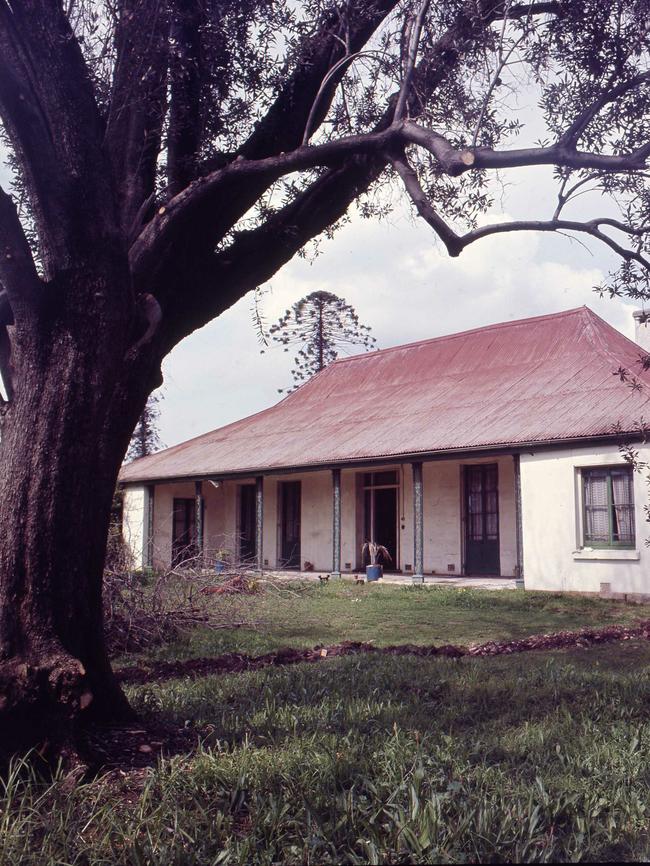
{"left": 0, "top": 263, "right": 153, "bottom": 762}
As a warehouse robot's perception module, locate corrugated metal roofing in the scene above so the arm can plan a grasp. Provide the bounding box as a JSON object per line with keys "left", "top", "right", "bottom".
{"left": 120, "top": 307, "right": 650, "bottom": 483}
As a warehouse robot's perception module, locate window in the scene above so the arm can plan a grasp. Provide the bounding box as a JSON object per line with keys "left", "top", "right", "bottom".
{"left": 363, "top": 471, "right": 398, "bottom": 488}
{"left": 582, "top": 466, "right": 635, "bottom": 548}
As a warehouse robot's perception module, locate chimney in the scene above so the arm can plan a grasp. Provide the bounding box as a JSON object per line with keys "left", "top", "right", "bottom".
{"left": 633, "top": 309, "right": 650, "bottom": 354}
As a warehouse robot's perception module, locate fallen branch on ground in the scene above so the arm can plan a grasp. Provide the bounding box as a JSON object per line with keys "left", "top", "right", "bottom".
{"left": 116, "top": 621, "right": 650, "bottom": 684}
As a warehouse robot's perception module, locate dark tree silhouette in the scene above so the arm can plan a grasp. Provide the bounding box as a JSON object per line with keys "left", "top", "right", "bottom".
{"left": 127, "top": 393, "right": 163, "bottom": 461}
{"left": 0, "top": 0, "right": 649, "bottom": 757}
{"left": 269, "top": 291, "right": 376, "bottom": 391}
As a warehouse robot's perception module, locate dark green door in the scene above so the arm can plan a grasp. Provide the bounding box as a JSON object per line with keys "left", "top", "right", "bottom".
{"left": 280, "top": 481, "right": 301, "bottom": 569}
{"left": 464, "top": 464, "right": 500, "bottom": 575}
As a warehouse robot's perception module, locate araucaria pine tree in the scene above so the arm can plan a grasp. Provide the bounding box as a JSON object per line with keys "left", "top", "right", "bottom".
{"left": 127, "top": 393, "right": 163, "bottom": 461}
{"left": 270, "top": 291, "right": 376, "bottom": 391}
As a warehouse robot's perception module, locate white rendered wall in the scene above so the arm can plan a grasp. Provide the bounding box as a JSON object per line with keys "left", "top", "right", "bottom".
{"left": 521, "top": 444, "right": 650, "bottom": 593}
{"left": 122, "top": 485, "right": 147, "bottom": 569}
{"left": 139, "top": 455, "right": 519, "bottom": 574}
{"left": 420, "top": 456, "right": 517, "bottom": 576}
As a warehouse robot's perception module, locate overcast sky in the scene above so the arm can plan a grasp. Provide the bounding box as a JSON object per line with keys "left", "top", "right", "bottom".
{"left": 159, "top": 161, "right": 638, "bottom": 449}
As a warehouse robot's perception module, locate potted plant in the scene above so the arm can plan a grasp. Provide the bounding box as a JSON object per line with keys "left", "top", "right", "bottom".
{"left": 214, "top": 548, "right": 229, "bottom": 574}
{"left": 361, "top": 541, "right": 391, "bottom": 581}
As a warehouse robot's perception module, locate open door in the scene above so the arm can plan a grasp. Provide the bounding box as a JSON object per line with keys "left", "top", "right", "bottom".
{"left": 172, "top": 497, "right": 201, "bottom": 567}
{"left": 279, "top": 480, "right": 301, "bottom": 568}
{"left": 362, "top": 471, "right": 399, "bottom": 569}
{"left": 464, "top": 464, "right": 500, "bottom": 575}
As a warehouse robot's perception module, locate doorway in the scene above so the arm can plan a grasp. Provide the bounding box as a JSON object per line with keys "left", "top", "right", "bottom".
{"left": 279, "top": 480, "right": 301, "bottom": 569}
{"left": 238, "top": 484, "right": 256, "bottom": 564}
{"left": 172, "top": 497, "right": 201, "bottom": 567}
{"left": 362, "top": 471, "right": 399, "bottom": 570}
{"left": 464, "top": 464, "right": 500, "bottom": 575}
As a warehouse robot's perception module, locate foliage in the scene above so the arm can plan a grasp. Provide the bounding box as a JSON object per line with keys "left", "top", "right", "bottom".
{"left": 361, "top": 540, "right": 392, "bottom": 565}
{"left": 6, "top": 639, "right": 650, "bottom": 862}
{"left": 268, "top": 291, "right": 376, "bottom": 391}
{"left": 125, "top": 581, "right": 642, "bottom": 664}
{"left": 102, "top": 550, "right": 267, "bottom": 656}
{"left": 126, "top": 393, "right": 163, "bottom": 462}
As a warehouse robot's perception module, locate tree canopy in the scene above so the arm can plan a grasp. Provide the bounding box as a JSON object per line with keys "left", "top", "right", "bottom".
{"left": 268, "top": 291, "right": 376, "bottom": 391}
{"left": 126, "top": 393, "right": 163, "bottom": 461}
{"left": 0, "top": 0, "right": 649, "bottom": 758}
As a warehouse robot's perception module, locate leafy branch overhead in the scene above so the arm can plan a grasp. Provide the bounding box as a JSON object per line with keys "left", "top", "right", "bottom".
{"left": 0, "top": 0, "right": 649, "bottom": 379}
{"left": 268, "top": 291, "right": 376, "bottom": 392}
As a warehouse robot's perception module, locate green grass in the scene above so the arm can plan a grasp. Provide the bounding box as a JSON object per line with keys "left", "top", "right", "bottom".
{"left": 130, "top": 581, "right": 646, "bottom": 664}
{"left": 5, "top": 584, "right": 650, "bottom": 864}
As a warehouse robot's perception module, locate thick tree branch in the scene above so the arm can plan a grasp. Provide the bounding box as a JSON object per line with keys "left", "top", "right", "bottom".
{"left": 0, "top": 1, "right": 115, "bottom": 274}
{"left": 105, "top": 0, "right": 169, "bottom": 234}
{"left": 130, "top": 127, "right": 401, "bottom": 283}
{"left": 0, "top": 186, "right": 41, "bottom": 312}
{"left": 136, "top": 0, "right": 568, "bottom": 339}
{"left": 391, "top": 148, "right": 650, "bottom": 270}
{"left": 403, "top": 120, "right": 650, "bottom": 173}
{"left": 167, "top": 2, "right": 203, "bottom": 196}
{"left": 455, "top": 218, "right": 650, "bottom": 270}
{"left": 388, "top": 152, "right": 463, "bottom": 255}
{"left": 394, "top": 0, "right": 431, "bottom": 122}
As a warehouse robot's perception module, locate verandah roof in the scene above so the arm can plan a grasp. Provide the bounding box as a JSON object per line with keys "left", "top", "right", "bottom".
{"left": 120, "top": 307, "right": 650, "bottom": 483}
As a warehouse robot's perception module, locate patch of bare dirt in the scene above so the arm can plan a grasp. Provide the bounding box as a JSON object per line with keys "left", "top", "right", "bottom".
{"left": 116, "top": 621, "right": 650, "bottom": 685}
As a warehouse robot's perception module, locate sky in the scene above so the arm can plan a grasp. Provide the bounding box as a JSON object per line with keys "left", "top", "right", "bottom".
{"left": 158, "top": 163, "right": 638, "bottom": 449}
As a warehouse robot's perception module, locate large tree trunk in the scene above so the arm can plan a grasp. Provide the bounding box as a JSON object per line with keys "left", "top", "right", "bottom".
{"left": 0, "top": 265, "right": 153, "bottom": 762}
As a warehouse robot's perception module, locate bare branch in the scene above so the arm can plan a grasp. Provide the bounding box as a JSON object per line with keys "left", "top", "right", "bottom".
{"left": 553, "top": 173, "right": 602, "bottom": 219}
{"left": 302, "top": 50, "right": 384, "bottom": 146}
{"left": 559, "top": 69, "right": 650, "bottom": 149}
{"left": 455, "top": 218, "right": 650, "bottom": 269}
{"left": 389, "top": 151, "right": 462, "bottom": 255}
{"left": 394, "top": 0, "right": 430, "bottom": 122}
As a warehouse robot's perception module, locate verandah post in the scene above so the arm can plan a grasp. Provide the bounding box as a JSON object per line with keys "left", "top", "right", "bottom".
{"left": 255, "top": 475, "right": 264, "bottom": 574}
{"left": 195, "top": 480, "right": 204, "bottom": 567}
{"left": 145, "top": 483, "right": 155, "bottom": 569}
{"left": 332, "top": 467, "right": 342, "bottom": 577}
{"left": 513, "top": 454, "right": 524, "bottom": 582}
{"left": 412, "top": 461, "right": 424, "bottom": 583}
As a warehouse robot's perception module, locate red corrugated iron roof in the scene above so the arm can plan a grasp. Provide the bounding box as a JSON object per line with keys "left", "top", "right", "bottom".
{"left": 120, "top": 307, "right": 650, "bottom": 483}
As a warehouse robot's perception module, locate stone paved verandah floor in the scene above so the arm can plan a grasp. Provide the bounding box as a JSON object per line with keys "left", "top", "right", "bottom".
{"left": 263, "top": 570, "right": 518, "bottom": 590}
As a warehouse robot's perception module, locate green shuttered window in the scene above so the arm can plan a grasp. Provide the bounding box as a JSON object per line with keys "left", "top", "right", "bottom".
{"left": 583, "top": 466, "right": 635, "bottom": 548}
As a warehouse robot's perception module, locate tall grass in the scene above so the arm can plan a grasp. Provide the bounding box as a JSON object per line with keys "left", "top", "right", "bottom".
{"left": 4, "top": 643, "right": 650, "bottom": 863}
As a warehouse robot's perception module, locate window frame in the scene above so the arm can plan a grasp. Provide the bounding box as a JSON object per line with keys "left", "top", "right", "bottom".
{"left": 580, "top": 465, "right": 636, "bottom": 550}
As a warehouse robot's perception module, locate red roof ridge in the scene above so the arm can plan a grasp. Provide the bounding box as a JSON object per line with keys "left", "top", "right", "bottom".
{"left": 328, "top": 306, "right": 588, "bottom": 366}
{"left": 579, "top": 305, "right": 650, "bottom": 394}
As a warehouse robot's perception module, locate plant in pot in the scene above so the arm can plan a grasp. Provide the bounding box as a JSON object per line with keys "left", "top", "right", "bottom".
{"left": 214, "top": 548, "right": 229, "bottom": 574}
{"left": 361, "top": 541, "right": 391, "bottom": 582}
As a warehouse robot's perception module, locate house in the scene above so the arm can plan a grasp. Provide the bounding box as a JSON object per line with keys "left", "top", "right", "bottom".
{"left": 119, "top": 306, "right": 650, "bottom": 596}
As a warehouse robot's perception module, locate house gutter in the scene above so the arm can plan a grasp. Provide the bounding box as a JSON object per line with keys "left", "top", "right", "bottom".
{"left": 118, "top": 432, "right": 643, "bottom": 487}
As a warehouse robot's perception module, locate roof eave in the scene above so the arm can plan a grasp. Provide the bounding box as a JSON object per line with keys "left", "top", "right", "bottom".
{"left": 118, "top": 431, "right": 640, "bottom": 486}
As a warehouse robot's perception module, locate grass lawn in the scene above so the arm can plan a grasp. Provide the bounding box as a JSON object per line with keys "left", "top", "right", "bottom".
{"left": 5, "top": 584, "right": 650, "bottom": 864}
{"left": 132, "top": 580, "right": 647, "bottom": 663}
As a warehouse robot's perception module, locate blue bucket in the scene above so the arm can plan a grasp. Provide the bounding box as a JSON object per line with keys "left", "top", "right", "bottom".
{"left": 366, "top": 564, "right": 383, "bottom": 582}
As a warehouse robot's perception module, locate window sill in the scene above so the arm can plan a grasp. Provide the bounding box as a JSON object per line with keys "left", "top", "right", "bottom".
{"left": 572, "top": 548, "right": 640, "bottom": 562}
